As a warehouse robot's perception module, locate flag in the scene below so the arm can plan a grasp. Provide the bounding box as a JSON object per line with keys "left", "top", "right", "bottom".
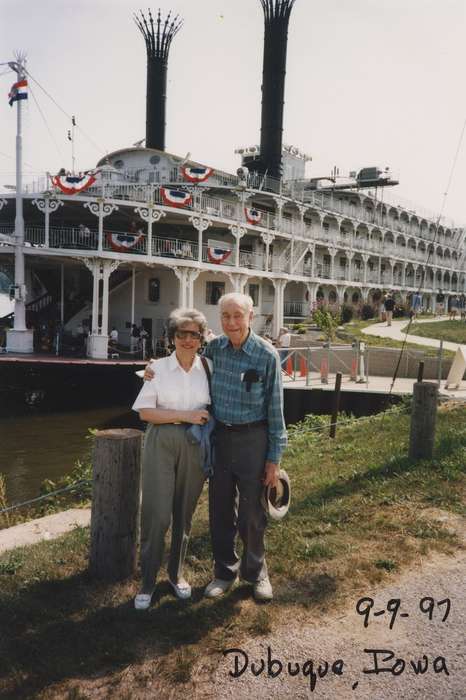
{"left": 8, "top": 79, "right": 28, "bottom": 106}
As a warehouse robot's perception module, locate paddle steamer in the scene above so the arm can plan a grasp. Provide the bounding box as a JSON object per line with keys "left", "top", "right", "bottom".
{"left": 1, "top": 2, "right": 465, "bottom": 359}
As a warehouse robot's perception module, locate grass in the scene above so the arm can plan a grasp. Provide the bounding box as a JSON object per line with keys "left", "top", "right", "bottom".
{"left": 0, "top": 403, "right": 464, "bottom": 698}
{"left": 340, "top": 319, "right": 454, "bottom": 358}
{"left": 405, "top": 320, "right": 466, "bottom": 345}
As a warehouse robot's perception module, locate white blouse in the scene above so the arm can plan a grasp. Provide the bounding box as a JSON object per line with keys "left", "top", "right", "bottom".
{"left": 132, "top": 352, "right": 212, "bottom": 413}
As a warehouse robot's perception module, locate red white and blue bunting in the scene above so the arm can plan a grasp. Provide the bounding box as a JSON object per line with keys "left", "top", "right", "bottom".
{"left": 245, "top": 206, "right": 262, "bottom": 225}
{"left": 207, "top": 246, "right": 232, "bottom": 264}
{"left": 181, "top": 166, "right": 214, "bottom": 183}
{"left": 51, "top": 172, "right": 97, "bottom": 195}
{"left": 161, "top": 187, "right": 193, "bottom": 208}
{"left": 106, "top": 231, "right": 144, "bottom": 253}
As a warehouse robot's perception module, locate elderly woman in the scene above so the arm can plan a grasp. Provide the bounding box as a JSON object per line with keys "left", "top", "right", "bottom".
{"left": 132, "top": 308, "right": 212, "bottom": 610}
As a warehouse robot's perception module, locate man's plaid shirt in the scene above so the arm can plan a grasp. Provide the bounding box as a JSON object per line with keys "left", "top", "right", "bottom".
{"left": 203, "top": 331, "right": 287, "bottom": 463}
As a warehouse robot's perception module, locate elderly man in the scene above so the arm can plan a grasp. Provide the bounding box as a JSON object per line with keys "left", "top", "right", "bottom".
{"left": 143, "top": 293, "right": 287, "bottom": 601}
{"left": 202, "top": 292, "right": 287, "bottom": 601}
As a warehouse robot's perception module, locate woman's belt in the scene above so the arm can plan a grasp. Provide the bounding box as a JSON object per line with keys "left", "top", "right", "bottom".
{"left": 216, "top": 419, "right": 267, "bottom": 431}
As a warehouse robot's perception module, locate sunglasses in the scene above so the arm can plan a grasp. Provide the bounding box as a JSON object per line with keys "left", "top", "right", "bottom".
{"left": 175, "top": 330, "right": 202, "bottom": 340}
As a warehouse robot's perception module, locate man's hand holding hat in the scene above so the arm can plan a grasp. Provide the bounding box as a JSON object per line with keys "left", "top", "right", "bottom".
{"left": 263, "top": 461, "right": 280, "bottom": 489}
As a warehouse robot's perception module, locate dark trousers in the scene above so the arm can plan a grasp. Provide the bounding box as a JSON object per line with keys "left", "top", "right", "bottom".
{"left": 209, "top": 423, "right": 268, "bottom": 583}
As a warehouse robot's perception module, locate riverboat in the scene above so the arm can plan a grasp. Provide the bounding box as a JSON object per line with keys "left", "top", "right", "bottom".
{"left": 1, "top": 2, "right": 465, "bottom": 360}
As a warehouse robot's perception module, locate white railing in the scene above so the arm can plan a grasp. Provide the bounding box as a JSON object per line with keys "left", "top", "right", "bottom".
{"left": 11, "top": 223, "right": 465, "bottom": 288}
{"left": 284, "top": 300, "right": 307, "bottom": 316}
{"left": 16, "top": 179, "right": 466, "bottom": 260}
{"left": 152, "top": 237, "right": 198, "bottom": 260}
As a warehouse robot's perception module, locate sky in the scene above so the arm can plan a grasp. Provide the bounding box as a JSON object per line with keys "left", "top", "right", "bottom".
{"left": 1, "top": 0, "right": 466, "bottom": 227}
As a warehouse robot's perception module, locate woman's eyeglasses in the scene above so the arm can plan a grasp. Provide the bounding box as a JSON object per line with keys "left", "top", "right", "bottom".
{"left": 175, "top": 330, "right": 202, "bottom": 340}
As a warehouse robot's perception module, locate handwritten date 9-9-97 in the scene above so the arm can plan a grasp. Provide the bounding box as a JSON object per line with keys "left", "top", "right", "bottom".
{"left": 356, "top": 597, "right": 451, "bottom": 630}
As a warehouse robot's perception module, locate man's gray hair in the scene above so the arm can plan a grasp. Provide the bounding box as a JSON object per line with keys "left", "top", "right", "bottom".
{"left": 218, "top": 292, "right": 253, "bottom": 314}
{"left": 166, "top": 307, "right": 208, "bottom": 342}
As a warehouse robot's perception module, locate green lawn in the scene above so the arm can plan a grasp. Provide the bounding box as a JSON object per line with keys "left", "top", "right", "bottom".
{"left": 340, "top": 320, "right": 453, "bottom": 357}
{"left": 406, "top": 320, "right": 466, "bottom": 345}
{"left": 0, "top": 404, "right": 464, "bottom": 697}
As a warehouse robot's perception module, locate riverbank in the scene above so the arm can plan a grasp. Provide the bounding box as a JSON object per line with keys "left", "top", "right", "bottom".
{"left": 0, "top": 402, "right": 464, "bottom": 698}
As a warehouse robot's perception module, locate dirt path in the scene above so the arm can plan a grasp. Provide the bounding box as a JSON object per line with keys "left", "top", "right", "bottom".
{"left": 200, "top": 513, "right": 466, "bottom": 699}
{"left": 206, "top": 553, "right": 465, "bottom": 699}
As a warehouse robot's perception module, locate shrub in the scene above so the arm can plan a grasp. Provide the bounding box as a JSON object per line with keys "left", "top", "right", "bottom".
{"left": 361, "top": 304, "right": 375, "bottom": 320}
{"left": 393, "top": 302, "right": 409, "bottom": 318}
{"left": 340, "top": 304, "right": 354, "bottom": 324}
{"left": 312, "top": 308, "right": 340, "bottom": 341}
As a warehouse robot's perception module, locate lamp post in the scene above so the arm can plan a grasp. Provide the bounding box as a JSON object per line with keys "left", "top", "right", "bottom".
{"left": 6, "top": 55, "right": 34, "bottom": 353}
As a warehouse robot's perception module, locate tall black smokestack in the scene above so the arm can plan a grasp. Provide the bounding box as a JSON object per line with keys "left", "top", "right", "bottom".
{"left": 258, "top": 0, "right": 296, "bottom": 179}
{"left": 135, "top": 9, "right": 182, "bottom": 151}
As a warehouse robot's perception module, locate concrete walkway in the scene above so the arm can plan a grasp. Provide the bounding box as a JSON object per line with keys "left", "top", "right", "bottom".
{"left": 0, "top": 508, "right": 91, "bottom": 555}
{"left": 361, "top": 316, "right": 466, "bottom": 355}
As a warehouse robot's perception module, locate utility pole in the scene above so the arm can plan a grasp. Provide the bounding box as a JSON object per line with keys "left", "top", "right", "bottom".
{"left": 6, "top": 54, "right": 34, "bottom": 353}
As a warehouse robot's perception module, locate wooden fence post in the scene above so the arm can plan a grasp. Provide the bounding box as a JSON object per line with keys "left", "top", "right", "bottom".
{"left": 329, "top": 372, "right": 342, "bottom": 438}
{"left": 89, "top": 428, "right": 143, "bottom": 581}
{"left": 409, "top": 383, "right": 438, "bottom": 460}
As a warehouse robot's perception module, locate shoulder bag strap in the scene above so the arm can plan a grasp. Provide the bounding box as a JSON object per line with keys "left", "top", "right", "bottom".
{"left": 200, "top": 356, "right": 212, "bottom": 394}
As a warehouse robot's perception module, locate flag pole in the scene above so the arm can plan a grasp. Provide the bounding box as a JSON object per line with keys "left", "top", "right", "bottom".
{"left": 6, "top": 55, "right": 34, "bottom": 353}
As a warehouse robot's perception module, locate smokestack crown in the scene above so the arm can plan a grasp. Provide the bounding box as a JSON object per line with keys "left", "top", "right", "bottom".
{"left": 135, "top": 9, "right": 183, "bottom": 151}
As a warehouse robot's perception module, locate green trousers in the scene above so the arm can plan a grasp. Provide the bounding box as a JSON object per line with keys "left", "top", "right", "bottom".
{"left": 140, "top": 423, "right": 205, "bottom": 593}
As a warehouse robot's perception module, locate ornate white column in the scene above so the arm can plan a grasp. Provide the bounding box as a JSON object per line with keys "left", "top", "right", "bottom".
{"left": 83, "top": 258, "right": 120, "bottom": 358}
{"left": 101, "top": 260, "right": 120, "bottom": 338}
{"left": 402, "top": 262, "right": 407, "bottom": 287}
{"left": 229, "top": 224, "right": 247, "bottom": 268}
{"left": 131, "top": 266, "right": 136, "bottom": 328}
{"left": 390, "top": 260, "right": 396, "bottom": 286}
{"left": 329, "top": 247, "right": 337, "bottom": 280}
{"left": 189, "top": 215, "right": 212, "bottom": 263}
{"left": 260, "top": 232, "right": 275, "bottom": 273}
{"left": 362, "top": 254, "right": 369, "bottom": 284}
{"left": 378, "top": 256, "right": 383, "bottom": 286}
{"left": 272, "top": 197, "right": 285, "bottom": 232}
{"left": 297, "top": 203, "right": 306, "bottom": 237}
{"left": 134, "top": 205, "right": 166, "bottom": 257}
{"left": 272, "top": 278, "right": 287, "bottom": 338}
{"left": 310, "top": 243, "right": 316, "bottom": 278}
{"left": 31, "top": 195, "right": 63, "bottom": 247}
{"left": 84, "top": 200, "right": 118, "bottom": 254}
{"left": 174, "top": 267, "right": 189, "bottom": 307}
{"left": 306, "top": 282, "right": 319, "bottom": 308}
{"left": 346, "top": 251, "right": 354, "bottom": 282}
{"left": 186, "top": 268, "right": 201, "bottom": 307}
{"left": 228, "top": 272, "right": 249, "bottom": 293}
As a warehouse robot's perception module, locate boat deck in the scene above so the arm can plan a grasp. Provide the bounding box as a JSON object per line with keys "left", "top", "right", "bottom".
{"left": 283, "top": 371, "right": 466, "bottom": 399}
{"left": 0, "top": 353, "right": 145, "bottom": 367}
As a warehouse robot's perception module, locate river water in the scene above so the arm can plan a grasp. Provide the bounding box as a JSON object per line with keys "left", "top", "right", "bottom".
{"left": 0, "top": 404, "right": 141, "bottom": 505}
{"left": 0, "top": 294, "right": 143, "bottom": 505}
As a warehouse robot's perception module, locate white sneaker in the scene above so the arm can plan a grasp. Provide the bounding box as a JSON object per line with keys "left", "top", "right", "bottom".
{"left": 204, "top": 577, "right": 237, "bottom": 598}
{"left": 253, "top": 577, "right": 273, "bottom": 601}
{"left": 134, "top": 592, "right": 153, "bottom": 610}
{"left": 169, "top": 579, "right": 192, "bottom": 600}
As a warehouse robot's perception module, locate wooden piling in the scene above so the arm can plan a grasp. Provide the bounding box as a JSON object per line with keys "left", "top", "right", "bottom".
{"left": 330, "top": 372, "right": 342, "bottom": 438}
{"left": 409, "top": 382, "right": 438, "bottom": 460}
{"left": 89, "top": 428, "right": 143, "bottom": 581}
